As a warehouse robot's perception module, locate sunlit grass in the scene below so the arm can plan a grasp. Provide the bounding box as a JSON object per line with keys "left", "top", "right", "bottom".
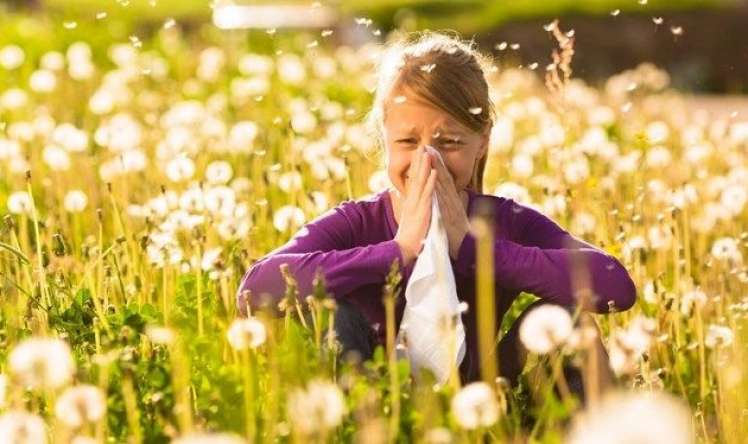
{"left": 0, "top": 9, "right": 746, "bottom": 444}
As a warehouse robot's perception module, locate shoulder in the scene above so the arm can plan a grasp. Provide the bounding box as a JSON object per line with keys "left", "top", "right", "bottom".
{"left": 469, "top": 191, "right": 560, "bottom": 242}
{"left": 307, "top": 189, "right": 388, "bottom": 234}
{"left": 333, "top": 189, "right": 388, "bottom": 225}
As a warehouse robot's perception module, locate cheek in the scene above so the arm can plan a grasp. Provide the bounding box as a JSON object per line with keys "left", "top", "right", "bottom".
{"left": 442, "top": 156, "right": 473, "bottom": 187}
{"left": 386, "top": 152, "right": 410, "bottom": 187}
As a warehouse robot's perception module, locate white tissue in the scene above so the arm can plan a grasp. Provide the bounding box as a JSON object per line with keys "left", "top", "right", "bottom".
{"left": 396, "top": 145, "right": 466, "bottom": 385}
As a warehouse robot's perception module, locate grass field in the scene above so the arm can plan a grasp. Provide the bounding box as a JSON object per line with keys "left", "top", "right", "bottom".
{"left": 0, "top": 7, "right": 747, "bottom": 444}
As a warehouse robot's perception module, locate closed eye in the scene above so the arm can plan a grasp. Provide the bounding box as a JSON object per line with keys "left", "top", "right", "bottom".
{"left": 396, "top": 138, "right": 417, "bottom": 144}
{"left": 440, "top": 138, "right": 463, "bottom": 146}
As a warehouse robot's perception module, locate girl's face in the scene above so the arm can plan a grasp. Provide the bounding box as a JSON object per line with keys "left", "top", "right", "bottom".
{"left": 382, "top": 88, "right": 489, "bottom": 196}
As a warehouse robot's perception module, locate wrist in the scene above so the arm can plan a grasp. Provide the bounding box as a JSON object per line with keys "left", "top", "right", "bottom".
{"left": 394, "top": 239, "right": 417, "bottom": 267}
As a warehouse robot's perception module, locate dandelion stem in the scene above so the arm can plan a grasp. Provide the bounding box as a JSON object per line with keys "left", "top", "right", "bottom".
{"left": 122, "top": 374, "right": 143, "bottom": 444}
{"left": 473, "top": 214, "right": 498, "bottom": 385}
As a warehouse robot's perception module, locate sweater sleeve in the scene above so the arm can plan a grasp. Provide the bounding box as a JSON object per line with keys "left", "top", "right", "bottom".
{"left": 453, "top": 199, "right": 637, "bottom": 313}
{"left": 236, "top": 202, "right": 406, "bottom": 316}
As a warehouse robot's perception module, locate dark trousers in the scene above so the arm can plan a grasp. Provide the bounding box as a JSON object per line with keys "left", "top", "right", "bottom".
{"left": 333, "top": 299, "right": 613, "bottom": 405}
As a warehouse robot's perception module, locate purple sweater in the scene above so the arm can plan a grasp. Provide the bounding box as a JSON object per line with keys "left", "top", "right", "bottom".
{"left": 237, "top": 187, "right": 637, "bottom": 355}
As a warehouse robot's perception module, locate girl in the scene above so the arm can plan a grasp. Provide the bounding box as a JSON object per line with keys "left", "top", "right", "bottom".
{"left": 236, "top": 32, "right": 637, "bottom": 399}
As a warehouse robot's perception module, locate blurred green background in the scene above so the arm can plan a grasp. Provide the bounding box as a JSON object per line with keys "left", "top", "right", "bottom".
{"left": 2, "top": 0, "right": 747, "bottom": 92}
{"left": 30, "top": 0, "right": 731, "bottom": 32}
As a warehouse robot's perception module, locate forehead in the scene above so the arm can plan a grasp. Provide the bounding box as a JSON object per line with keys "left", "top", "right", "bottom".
{"left": 383, "top": 90, "right": 467, "bottom": 134}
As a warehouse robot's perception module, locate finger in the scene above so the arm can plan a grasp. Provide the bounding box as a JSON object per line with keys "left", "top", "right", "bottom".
{"left": 415, "top": 149, "right": 431, "bottom": 198}
{"left": 432, "top": 153, "right": 453, "bottom": 189}
{"left": 420, "top": 168, "right": 437, "bottom": 208}
{"left": 405, "top": 149, "right": 425, "bottom": 199}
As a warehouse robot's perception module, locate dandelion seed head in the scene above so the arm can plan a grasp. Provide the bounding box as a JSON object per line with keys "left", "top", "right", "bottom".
{"left": 705, "top": 324, "right": 734, "bottom": 349}
{"left": 670, "top": 26, "right": 683, "bottom": 36}
{"left": 711, "top": 237, "right": 743, "bottom": 264}
{"left": 287, "top": 379, "right": 346, "bottom": 435}
{"left": 227, "top": 317, "right": 267, "bottom": 350}
{"left": 567, "top": 390, "right": 694, "bottom": 444}
{"left": 55, "top": 385, "right": 106, "bottom": 428}
{"left": 273, "top": 205, "right": 305, "bottom": 232}
{"left": 519, "top": 304, "right": 573, "bottom": 354}
{"left": 6, "top": 191, "right": 37, "bottom": 217}
{"left": 0, "top": 410, "right": 47, "bottom": 444}
{"left": 64, "top": 190, "right": 88, "bottom": 213}
{"left": 29, "top": 69, "right": 57, "bottom": 93}
{"left": 451, "top": 382, "right": 500, "bottom": 429}
{"left": 9, "top": 337, "right": 75, "bottom": 390}
{"left": 0, "top": 45, "right": 25, "bottom": 70}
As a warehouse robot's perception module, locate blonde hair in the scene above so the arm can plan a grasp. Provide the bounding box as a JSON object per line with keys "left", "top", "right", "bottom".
{"left": 365, "top": 30, "right": 496, "bottom": 193}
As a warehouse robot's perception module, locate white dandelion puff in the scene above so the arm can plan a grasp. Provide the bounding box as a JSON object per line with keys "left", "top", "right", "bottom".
{"left": 450, "top": 382, "right": 500, "bottom": 430}
{"left": 518, "top": 305, "right": 573, "bottom": 354}
{"left": 567, "top": 390, "right": 694, "bottom": 444}
{"left": 7, "top": 191, "right": 33, "bottom": 215}
{"left": 0, "top": 410, "right": 47, "bottom": 444}
{"left": 704, "top": 324, "right": 734, "bottom": 349}
{"left": 287, "top": 379, "right": 346, "bottom": 435}
{"left": 227, "top": 317, "right": 267, "bottom": 350}
{"left": 9, "top": 337, "right": 75, "bottom": 390}
{"left": 29, "top": 69, "right": 57, "bottom": 93}
{"left": 165, "top": 157, "right": 195, "bottom": 182}
{"left": 55, "top": 385, "right": 106, "bottom": 428}
{"left": 200, "top": 247, "right": 222, "bottom": 271}
{"left": 273, "top": 205, "right": 305, "bottom": 232}
{"left": 278, "top": 171, "right": 303, "bottom": 193}
{"left": 205, "top": 160, "right": 233, "bottom": 184}
{"left": 64, "top": 190, "right": 88, "bottom": 213}
{"left": 43, "top": 144, "right": 71, "bottom": 171}
{"left": 710, "top": 237, "right": 742, "bottom": 264}
{"left": 0, "top": 45, "right": 25, "bottom": 70}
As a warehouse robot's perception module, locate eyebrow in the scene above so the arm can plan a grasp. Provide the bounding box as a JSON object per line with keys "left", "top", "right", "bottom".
{"left": 392, "top": 125, "right": 464, "bottom": 136}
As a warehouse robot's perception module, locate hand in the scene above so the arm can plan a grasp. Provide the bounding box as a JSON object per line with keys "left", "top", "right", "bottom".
{"left": 430, "top": 147, "right": 471, "bottom": 260}
{"left": 394, "top": 145, "right": 438, "bottom": 267}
